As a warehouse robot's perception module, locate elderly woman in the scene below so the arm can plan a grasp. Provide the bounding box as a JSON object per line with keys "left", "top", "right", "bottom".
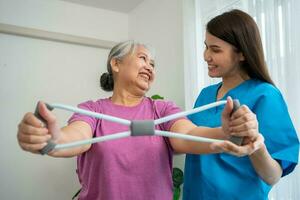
{"left": 17, "top": 40, "right": 261, "bottom": 200}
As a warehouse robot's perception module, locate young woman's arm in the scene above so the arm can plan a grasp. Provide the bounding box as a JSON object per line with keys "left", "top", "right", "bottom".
{"left": 249, "top": 144, "right": 282, "bottom": 185}
{"left": 220, "top": 103, "right": 283, "bottom": 185}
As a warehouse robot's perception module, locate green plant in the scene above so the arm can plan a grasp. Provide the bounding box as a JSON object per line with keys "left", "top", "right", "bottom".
{"left": 172, "top": 167, "right": 184, "bottom": 200}
{"left": 151, "top": 94, "right": 164, "bottom": 100}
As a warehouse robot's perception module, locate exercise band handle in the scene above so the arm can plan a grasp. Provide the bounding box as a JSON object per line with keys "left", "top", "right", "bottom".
{"left": 34, "top": 102, "right": 56, "bottom": 155}
{"left": 229, "top": 100, "right": 244, "bottom": 145}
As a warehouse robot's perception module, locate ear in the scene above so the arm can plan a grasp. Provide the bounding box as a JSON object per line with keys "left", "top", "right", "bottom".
{"left": 110, "top": 58, "right": 120, "bottom": 73}
{"left": 239, "top": 52, "right": 245, "bottom": 61}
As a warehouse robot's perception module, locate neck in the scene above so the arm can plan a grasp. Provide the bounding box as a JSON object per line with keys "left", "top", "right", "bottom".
{"left": 111, "top": 87, "right": 145, "bottom": 106}
{"left": 221, "top": 73, "right": 250, "bottom": 92}
{"left": 217, "top": 74, "right": 250, "bottom": 100}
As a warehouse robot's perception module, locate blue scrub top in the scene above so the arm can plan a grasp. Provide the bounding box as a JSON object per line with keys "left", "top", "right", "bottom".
{"left": 183, "top": 79, "right": 299, "bottom": 200}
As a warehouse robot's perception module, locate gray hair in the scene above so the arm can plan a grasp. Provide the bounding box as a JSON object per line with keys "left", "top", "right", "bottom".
{"left": 100, "top": 40, "right": 154, "bottom": 91}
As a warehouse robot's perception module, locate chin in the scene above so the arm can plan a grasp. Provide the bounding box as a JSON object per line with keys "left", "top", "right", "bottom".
{"left": 208, "top": 73, "right": 221, "bottom": 78}
{"left": 135, "top": 84, "right": 149, "bottom": 94}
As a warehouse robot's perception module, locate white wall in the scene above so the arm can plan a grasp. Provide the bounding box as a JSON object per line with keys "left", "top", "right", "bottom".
{"left": 129, "top": 0, "right": 184, "bottom": 107}
{"left": 129, "top": 0, "right": 186, "bottom": 170}
{"left": 0, "top": 0, "right": 187, "bottom": 199}
{"left": 0, "top": 0, "right": 128, "bottom": 199}
{"left": 0, "top": 0, "right": 128, "bottom": 41}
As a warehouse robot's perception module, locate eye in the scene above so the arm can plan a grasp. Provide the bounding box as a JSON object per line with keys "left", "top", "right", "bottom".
{"left": 211, "top": 48, "right": 221, "bottom": 53}
{"left": 140, "top": 56, "right": 147, "bottom": 61}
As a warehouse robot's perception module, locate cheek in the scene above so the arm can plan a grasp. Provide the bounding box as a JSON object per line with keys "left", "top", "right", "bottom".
{"left": 215, "top": 53, "right": 233, "bottom": 66}
{"left": 151, "top": 71, "right": 156, "bottom": 81}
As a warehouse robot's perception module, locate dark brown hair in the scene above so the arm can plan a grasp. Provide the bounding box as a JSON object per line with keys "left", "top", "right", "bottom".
{"left": 207, "top": 9, "right": 274, "bottom": 85}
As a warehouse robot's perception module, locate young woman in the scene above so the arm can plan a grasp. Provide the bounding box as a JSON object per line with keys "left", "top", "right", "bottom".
{"left": 183, "top": 9, "right": 299, "bottom": 200}
{"left": 17, "top": 40, "right": 260, "bottom": 200}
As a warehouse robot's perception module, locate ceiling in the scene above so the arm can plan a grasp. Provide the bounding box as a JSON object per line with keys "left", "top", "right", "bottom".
{"left": 60, "top": 0, "right": 145, "bottom": 13}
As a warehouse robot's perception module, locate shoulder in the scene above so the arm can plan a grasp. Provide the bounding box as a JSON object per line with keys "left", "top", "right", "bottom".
{"left": 77, "top": 98, "right": 107, "bottom": 112}
{"left": 146, "top": 97, "right": 182, "bottom": 116}
{"left": 248, "top": 79, "right": 283, "bottom": 101}
{"left": 244, "top": 80, "right": 289, "bottom": 113}
{"left": 148, "top": 97, "right": 178, "bottom": 110}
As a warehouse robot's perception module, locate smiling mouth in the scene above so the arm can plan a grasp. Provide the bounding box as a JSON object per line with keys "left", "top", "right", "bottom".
{"left": 139, "top": 73, "right": 150, "bottom": 80}
{"left": 208, "top": 64, "right": 217, "bottom": 70}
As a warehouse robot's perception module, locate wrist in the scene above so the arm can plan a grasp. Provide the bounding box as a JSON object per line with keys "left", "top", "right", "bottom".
{"left": 218, "top": 127, "right": 230, "bottom": 140}
{"left": 250, "top": 141, "right": 266, "bottom": 157}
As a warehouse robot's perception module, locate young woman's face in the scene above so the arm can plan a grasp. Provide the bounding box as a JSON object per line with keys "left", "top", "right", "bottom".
{"left": 203, "top": 31, "right": 244, "bottom": 79}
{"left": 115, "top": 45, "right": 155, "bottom": 93}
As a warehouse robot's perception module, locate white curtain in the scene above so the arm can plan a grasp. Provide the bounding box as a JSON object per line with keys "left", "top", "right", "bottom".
{"left": 247, "top": 0, "right": 300, "bottom": 199}
{"left": 184, "top": 0, "right": 300, "bottom": 199}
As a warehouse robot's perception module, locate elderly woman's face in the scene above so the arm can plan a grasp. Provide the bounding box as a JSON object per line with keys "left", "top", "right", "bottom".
{"left": 116, "top": 45, "right": 155, "bottom": 93}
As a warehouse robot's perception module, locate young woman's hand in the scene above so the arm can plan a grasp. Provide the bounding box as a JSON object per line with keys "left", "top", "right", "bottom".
{"left": 210, "top": 134, "right": 265, "bottom": 157}
{"left": 17, "top": 101, "right": 61, "bottom": 154}
{"left": 219, "top": 97, "right": 264, "bottom": 156}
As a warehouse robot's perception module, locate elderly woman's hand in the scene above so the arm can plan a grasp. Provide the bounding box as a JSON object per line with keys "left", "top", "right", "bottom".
{"left": 17, "top": 102, "right": 60, "bottom": 154}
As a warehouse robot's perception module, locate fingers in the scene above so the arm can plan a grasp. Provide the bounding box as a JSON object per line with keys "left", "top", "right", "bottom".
{"left": 18, "top": 133, "right": 50, "bottom": 145}
{"left": 228, "top": 105, "right": 258, "bottom": 138}
{"left": 230, "top": 121, "right": 258, "bottom": 136}
{"left": 230, "top": 105, "right": 256, "bottom": 122}
{"left": 18, "top": 109, "right": 52, "bottom": 153}
{"left": 211, "top": 141, "right": 251, "bottom": 157}
{"left": 18, "top": 122, "right": 48, "bottom": 136}
{"left": 17, "top": 122, "right": 50, "bottom": 150}
{"left": 18, "top": 141, "right": 48, "bottom": 153}
{"left": 23, "top": 112, "right": 45, "bottom": 128}
{"left": 229, "top": 129, "right": 258, "bottom": 138}
{"left": 222, "top": 96, "right": 234, "bottom": 118}
{"left": 230, "top": 112, "right": 256, "bottom": 126}
{"left": 210, "top": 134, "right": 265, "bottom": 157}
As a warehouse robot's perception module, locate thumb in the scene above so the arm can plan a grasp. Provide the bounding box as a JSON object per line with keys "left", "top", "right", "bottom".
{"left": 222, "top": 96, "right": 233, "bottom": 118}
{"left": 38, "top": 101, "right": 56, "bottom": 126}
{"left": 38, "top": 101, "right": 60, "bottom": 140}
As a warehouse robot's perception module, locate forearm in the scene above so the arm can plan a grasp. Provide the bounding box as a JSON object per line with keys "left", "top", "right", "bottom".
{"left": 249, "top": 144, "right": 282, "bottom": 185}
{"left": 48, "top": 122, "right": 92, "bottom": 157}
{"left": 172, "top": 125, "right": 227, "bottom": 154}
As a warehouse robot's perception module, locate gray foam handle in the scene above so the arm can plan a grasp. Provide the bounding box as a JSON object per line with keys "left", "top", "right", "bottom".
{"left": 34, "top": 102, "right": 56, "bottom": 155}
{"left": 131, "top": 120, "right": 155, "bottom": 136}
{"left": 228, "top": 100, "right": 244, "bottom": 145}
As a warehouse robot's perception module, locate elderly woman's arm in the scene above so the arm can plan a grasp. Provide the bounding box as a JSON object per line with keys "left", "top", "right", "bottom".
{"left": 169, "top": 99, "right": 263, "bottom": 156}
{"left": 17, "top": 102, "right": 93, "bottom": 157}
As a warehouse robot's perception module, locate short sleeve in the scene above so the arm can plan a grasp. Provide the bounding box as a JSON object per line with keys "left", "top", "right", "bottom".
{"left": 254, "top": 88, "right": 299, "bottom": 176}
{"left": 68, "top": 100, "right": 99, "bottom": 133}
{"left": 154, "top": 100, "right": 186, "bottom": 131}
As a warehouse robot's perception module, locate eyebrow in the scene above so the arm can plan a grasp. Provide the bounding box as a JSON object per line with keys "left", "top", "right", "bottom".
{"left": 137, "top": 52, "right": 149, "bottom": 57}
{"left": 204, "top": 41, "right": 221, "bottom": 48}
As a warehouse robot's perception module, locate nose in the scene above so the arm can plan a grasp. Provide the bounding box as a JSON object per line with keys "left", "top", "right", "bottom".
{"left": 203, "top": 49, "right": 212, "bottom": 62}
{"left": 145, "top": 62, "right": 154, "bottom": 72}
